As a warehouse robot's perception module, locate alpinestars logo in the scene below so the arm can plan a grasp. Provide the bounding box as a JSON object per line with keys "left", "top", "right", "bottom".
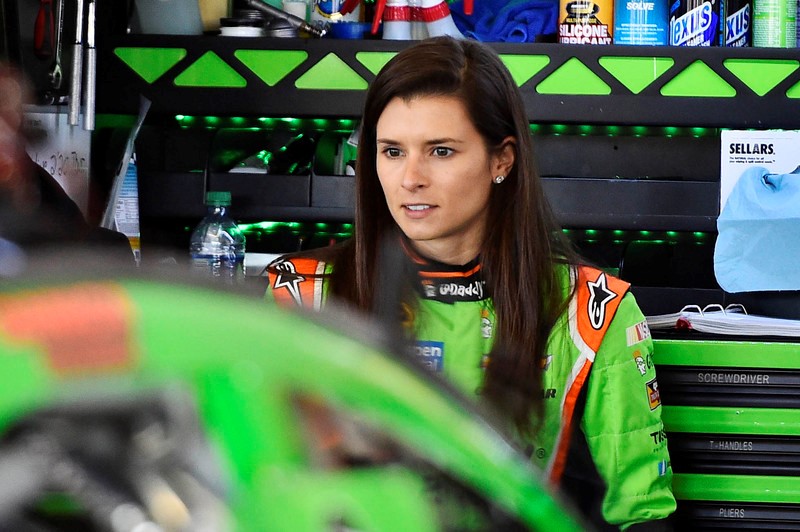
{"left": 587, "top": 273, "right": 617, "bottom": 330}
{"left": 272, "top": 259, "right": 305, "bottom": 305}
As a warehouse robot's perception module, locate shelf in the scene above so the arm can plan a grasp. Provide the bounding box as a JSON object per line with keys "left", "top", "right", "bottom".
{"left": 543, "top": 178, "right": 717, "bottom": 231}
{"left": 98, "top": 35, "right": 800, "bottom": 127}
{"left": 137, "top": 169, "right": 717, "bottom": 231}
{"left": 138, "top": 170, "right": 354, "bottom": 221}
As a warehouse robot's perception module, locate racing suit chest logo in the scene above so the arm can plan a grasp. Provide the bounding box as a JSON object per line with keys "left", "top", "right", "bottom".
{"left": 272, "top": 259, "right": 306, "bottom": 306}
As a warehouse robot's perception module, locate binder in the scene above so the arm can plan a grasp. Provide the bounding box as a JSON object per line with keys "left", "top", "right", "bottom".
{"left": 647, "top": 304, "right": 800, "bottom": 338}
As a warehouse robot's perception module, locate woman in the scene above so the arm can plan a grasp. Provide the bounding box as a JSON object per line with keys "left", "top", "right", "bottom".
{"left": 266, "top": 36, "right": 675, "bottom": 530}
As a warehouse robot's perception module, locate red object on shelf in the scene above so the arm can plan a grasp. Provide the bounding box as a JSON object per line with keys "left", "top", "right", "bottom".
{"left": 34, "top": 0, "right": 55, "bottom": 59}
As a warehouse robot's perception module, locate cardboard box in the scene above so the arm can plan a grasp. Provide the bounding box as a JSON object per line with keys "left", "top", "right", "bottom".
{"left": 719, "top": 130, "right": 800, "bottom": 211}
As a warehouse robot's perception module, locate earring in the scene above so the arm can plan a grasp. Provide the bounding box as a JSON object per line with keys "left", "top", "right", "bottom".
{"left": 493, "top": 175, "right": 505, "bottom": 184}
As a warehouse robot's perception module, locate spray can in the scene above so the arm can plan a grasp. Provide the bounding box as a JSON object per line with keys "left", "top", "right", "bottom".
{"left": 669, "top": 0, "right": 724, "bottom": 45}
{"left": 614, "top": 0, "right": 669, "bottom": 44}
{"left": 724, "top": 0, "right": 752, "bottom": 45}
{"left": 559, "top": 0, "right": 614, "bottom": 44}
{"left": 752, "top": 0, "right": 796, "bottom": 46}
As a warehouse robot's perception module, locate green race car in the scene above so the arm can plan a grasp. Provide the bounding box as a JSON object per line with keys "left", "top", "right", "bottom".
{"left": 0, "top": 253, "right": 587, "bottom": 531}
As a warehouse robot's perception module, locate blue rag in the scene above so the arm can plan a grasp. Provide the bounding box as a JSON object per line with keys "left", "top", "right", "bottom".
{"left": 450, "top": 0, "right": 558, "bottom": 42}
{"left": 714, "top": 165, "right": 800, "bottom": 292}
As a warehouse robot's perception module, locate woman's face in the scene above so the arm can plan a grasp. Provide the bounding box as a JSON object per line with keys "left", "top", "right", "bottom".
{"left": 375, "top": 94, "right": 514, "bottom": 265}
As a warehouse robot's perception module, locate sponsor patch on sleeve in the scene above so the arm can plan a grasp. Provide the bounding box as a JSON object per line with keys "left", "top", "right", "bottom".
{"left": 633, "top": 350, "right": 647, "bottom": 376}
{"left": 626, "top": 319, "right": 651, "bottom": 346}
{"left": 646, "top": 378, "right": 661, "bottom": 410}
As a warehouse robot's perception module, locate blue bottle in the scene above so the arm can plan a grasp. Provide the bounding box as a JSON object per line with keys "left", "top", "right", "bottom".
{"left": 189, "top": 191, "right": 246, "bottom": 283}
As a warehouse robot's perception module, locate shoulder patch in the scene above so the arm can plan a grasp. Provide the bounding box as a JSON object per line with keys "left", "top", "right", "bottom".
{"left": 268, "top": 257, "right": 327, "bottom": 309}
{"left": 575, "top": 266, "right": 630, "bottom": 352}
{"left": 626, "top": 319, "right": 651, "bottom": 346}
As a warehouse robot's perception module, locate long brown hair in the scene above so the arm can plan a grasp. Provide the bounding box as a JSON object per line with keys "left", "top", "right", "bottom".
{"left": 327, "top": 37, "right": 577, "bottom": 434}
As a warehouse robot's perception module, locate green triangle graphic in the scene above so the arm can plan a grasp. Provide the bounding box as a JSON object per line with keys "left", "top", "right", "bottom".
{"left": 536, "top": 58, "right": 611, "bottom": 95}
{"left": 234, "top": 50, "right": 308, "bottom": 86}
{"left": 174, "top": 51, "right": 247, "bottom": 88}
{"left": 724, "top": 58, "right": 799, "bottom": 96}
{"left": 356, "top": 52, "right": 397, "bottom": 76}
{"left": 598, "top": 56, "right": 674, "bottom": 94}
{"left": 787, "top": 79, "right": 800, "bottom": 98}
{"left": 660, "top": 60, "right": 736, "bottom": 97}
{"left": 114, "top": 47, "right": 187, "bottom": 84}
{"left": 295, "top": 53, "right": 367, "bottom": 90}
{"left": 499, "top": 54, "right": 550, "bottom": 87}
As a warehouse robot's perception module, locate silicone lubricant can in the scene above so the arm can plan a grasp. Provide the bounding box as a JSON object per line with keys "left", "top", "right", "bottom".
{"left": 614, "top": 0, "right": 669, "bottom": 44}
{"left": 725, "top": 0, "right": 752, "bottom": 45}
{"left": 753, "top": 0, "right": 796, "bottom": 47}
{"left": 559, "top": 0, "right": 614, "bottom": 44}
{"left": 669, "top": 0, "right": 724, "bottom": 45}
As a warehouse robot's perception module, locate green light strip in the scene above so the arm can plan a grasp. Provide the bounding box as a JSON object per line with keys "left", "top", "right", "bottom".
{"left": 241, "top": 225, "right": 705, "bottom": 246}
{"left": 239, "top": 221, "right": 354, "bottom": 235}
{"left": 170, "top": 115, "right": 718, "bottom": 138}
{"left": 563, "top": 229, "right": 712, "bottom": 243}
{"left": 242, "top": 224, "right": 699, "bottom": 238}
{"left": 174, "top": 116, "right": 357, "bottom": 132}
{"left": 530, "top": 124, "right": 717, "bottom": 137}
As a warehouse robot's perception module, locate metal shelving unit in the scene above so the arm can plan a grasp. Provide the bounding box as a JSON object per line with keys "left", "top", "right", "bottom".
{"left": 98, "top": 36, "right": 800, "bottom": 127}
{"left": 94, "top": 37, "right": 798, "bottom": 252}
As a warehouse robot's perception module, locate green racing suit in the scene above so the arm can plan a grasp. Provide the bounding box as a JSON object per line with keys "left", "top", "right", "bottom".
{"left": 265, "top": 253, "right": 676, "bottom": 530}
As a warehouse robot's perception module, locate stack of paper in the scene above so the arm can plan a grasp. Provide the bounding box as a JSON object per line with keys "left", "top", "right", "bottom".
{"left": 646, "top": 304, "right": 800, "bottom": 337}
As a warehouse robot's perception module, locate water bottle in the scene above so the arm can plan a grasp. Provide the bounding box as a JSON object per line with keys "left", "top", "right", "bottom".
{"left": 189, "top": 191, "right": 246, "bottom": 282}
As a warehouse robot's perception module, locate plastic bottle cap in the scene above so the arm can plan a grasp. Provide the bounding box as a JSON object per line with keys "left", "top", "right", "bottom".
{"left": 206, "top": 191, "right": 232, "bottom": 206}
